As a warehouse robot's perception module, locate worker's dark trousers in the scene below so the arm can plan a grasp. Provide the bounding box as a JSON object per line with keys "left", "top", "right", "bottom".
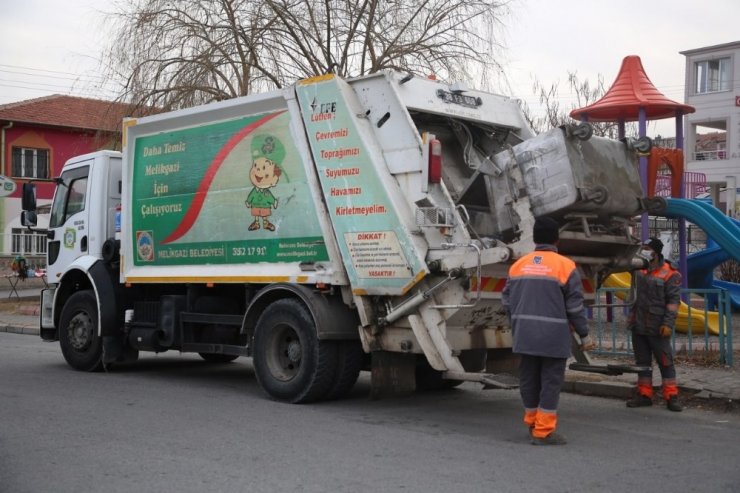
{"left": 631, "top": 333, "right": 678, "bottom": 399}
{"left": 518, "top": 354, "right": 567, "bottom": 437}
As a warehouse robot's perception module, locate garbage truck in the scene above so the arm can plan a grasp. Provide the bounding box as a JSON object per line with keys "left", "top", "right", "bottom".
{"left": 21, "top": 70, "right": 651, "bottom": 403}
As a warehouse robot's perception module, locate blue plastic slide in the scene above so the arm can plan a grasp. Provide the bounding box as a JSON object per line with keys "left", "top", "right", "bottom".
{"left": 664, "top": 198, "right": 740, "bottom": 309}
{"left": 687, "top": 239, "right": 728, "bottom": 287}
{"left": 686, "top": 240, "right": 740, "bottom": 310}
{"left": 713, "top": 279, "right": 740, "bottom": 309}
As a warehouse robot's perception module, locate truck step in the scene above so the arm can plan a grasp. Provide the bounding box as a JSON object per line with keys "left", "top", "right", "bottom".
{"left": 180, "top": 343, "right": 249, "bottom": 356}
{"left": 443, "top": 371, "right": 519, "bottom": 390}
{"left": 180, "top": 312, "right": 244, "bottom": 326}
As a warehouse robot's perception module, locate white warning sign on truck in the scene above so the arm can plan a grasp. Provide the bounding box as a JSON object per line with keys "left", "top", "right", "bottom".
{"left": 344, "top": 231, "right": 412, "bottom": 279}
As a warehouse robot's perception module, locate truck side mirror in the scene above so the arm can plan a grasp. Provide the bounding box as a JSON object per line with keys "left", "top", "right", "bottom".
{"left": 21, "top": 210, "right": 37, "bottom": 227}
{"left": 22, "top": 183, "right": 37, "bottom": 211}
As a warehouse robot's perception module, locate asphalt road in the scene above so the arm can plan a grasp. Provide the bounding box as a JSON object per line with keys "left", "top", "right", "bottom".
{"left": 1, "top": 332, "right": 739, "bottom": 493}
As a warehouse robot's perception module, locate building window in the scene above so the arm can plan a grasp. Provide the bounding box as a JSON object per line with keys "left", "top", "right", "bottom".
{"left": 694, "top": 57, "right": 730, "bottom": 94}
{"left": 692, "top": 123, "right": 727, "bottom": 161}
{"left": 11, "top": 147, "right": 49, "bottom": 179}
{"left": 11, "top": 228, "right": 47, "bottom": 255}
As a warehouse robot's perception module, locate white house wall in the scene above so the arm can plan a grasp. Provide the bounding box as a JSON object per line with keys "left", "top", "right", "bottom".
{"left": 682, "top": 41, "right": 740, "bottom": 214}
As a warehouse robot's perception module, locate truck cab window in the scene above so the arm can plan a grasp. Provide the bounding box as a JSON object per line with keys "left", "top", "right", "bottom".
{"left": 66, "top": 179, "right": 87, "bottom": 216}
{"left": 49, "top": 167, "right": 89, "bottom": 228}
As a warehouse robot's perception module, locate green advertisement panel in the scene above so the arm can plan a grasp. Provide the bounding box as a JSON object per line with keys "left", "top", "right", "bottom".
{"left": 296, "top": 76, "right": 425, "bottom": 294}
{"left": 131, "top": 111, "right": 328, "bottom": 266}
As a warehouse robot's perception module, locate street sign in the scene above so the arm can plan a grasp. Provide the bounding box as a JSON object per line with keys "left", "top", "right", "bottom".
{"left": 0, "top": 175, "right": 17, "bottom": 197}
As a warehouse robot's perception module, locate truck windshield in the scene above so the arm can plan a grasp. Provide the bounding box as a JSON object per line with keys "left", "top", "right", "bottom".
{"left": 49, "top": 166, "right": 89, "bottom": 229}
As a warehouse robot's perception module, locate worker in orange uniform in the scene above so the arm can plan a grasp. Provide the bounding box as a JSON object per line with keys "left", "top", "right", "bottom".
{"left": 626, "top": 237, "right": 683, "bottom": 412}
{"left": 503, "top": 217, "right": 592, "bottom": 445}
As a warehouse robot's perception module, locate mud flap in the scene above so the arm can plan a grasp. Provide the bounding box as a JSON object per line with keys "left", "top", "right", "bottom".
{"left": 370, "top": 351, "right": 416, "bottom": 399}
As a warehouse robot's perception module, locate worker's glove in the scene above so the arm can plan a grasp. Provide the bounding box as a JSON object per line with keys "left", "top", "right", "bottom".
{"left": 579, "top": 335, "right": 595, "bottom": 351}
{"left": 659, "top": 325, "right": 673, "bottom": 338}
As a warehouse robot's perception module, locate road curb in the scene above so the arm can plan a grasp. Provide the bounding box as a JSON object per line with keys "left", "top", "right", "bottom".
{"left": 562, "top": 377, "right": 738, "bottom": 410}
{"left": 562, "top": 380, "right": 633, "bottom": 399}
{"left": 0, "top": 324, "right": 40, "bottom": 336}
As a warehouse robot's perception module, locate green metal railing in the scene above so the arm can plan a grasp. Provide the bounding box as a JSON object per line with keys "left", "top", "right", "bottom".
{"left": 590, "top": 287, "right": 733, "bottom": 366}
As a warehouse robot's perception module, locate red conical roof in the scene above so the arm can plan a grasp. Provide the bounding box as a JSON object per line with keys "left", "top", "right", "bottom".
{"left": 570, "top": 55, "right": 694, "bottom": 122}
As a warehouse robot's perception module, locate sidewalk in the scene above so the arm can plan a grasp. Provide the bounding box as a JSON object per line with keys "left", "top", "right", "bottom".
{"left": 564, "top": 356, "right": 739, "bottom": 410}
{"left": 0, "top": 287, "right": 44, "bottom": 335}
{"left": 1, "top": 286, "right": 737, "bottom": 410}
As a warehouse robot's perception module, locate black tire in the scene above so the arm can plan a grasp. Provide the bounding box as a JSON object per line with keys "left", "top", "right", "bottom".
{"left": 59, "top": 290, "right": 104, "bottom": 372}
{"left": 198, "top": 353, "right": 239, "bottom": 363}
{"left": 324, "top": 340, "right": 364, "bottom": 400}
{"left": 253, "top": 299, "right": 337, "bottom": 403}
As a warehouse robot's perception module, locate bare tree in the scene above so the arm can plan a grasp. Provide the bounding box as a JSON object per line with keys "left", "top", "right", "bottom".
{"left": 102, "top": 0, "right": 511, "bottom": 111}
{"left": 519, "top": 71, "right": 629, "bottom": 138}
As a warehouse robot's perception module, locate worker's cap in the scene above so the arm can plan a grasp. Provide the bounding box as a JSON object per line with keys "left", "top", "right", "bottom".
{"left": 251, "top": 134, "right": 285, "bottom": 165}
{"left": 643, "top": 237, "right": 664, "bottom": 255}
{"left": 533, "top": 216, "right": 559, "bottom": 245}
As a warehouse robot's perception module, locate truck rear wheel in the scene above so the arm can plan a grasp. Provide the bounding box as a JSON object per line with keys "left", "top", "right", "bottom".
{"left": 324, "top": 340, "right": 364, "bottom": 400}
{"left": 253, "top": 299, "right": 337, "bottom": 403}
{"left": 59, "top": 290, "right": 104, "bottom": 372}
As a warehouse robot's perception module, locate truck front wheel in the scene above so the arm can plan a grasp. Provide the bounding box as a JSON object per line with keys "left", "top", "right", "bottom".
{"left": 59, "top": 290, "right": 104, "bottom": 372}
{"left": 253, "top": 299, "right": 337, "bottom": 403}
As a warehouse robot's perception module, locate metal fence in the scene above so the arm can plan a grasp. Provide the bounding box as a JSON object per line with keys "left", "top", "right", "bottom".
{"left": 0, "top": 231, "right": 48, "bottom": 257}
{"left": 693, "top": 149, "right": 727, "bottom": 161}
{"left": 590, "top": 286, "right": 734, "bottom": 366}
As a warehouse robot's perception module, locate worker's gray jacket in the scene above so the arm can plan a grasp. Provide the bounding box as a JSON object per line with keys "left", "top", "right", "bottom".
{"left": 629, "top": 259, "right": 681, "bottom": 336}
{"left": 502, "top": 244, "right": 588, "bottom": 358}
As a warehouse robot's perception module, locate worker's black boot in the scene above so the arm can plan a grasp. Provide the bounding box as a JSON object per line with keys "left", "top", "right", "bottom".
{"left": 626, "top": 394, "right": 653, "bottom": 407}
{"left": 666, "top": 396, "right": 683, "bottom": 412}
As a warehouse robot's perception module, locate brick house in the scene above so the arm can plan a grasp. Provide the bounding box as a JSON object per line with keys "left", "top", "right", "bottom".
{"left": 0, "top": 95, "right": 139, "bottom": 259}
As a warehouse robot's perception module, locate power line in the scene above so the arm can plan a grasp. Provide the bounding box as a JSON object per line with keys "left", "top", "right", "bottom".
{"left": 0, "top": 83, "right": 119, "bottom": 103}
{"left": 0, "top": 63, "right": 108, "bottom": 81}
{"left": 0, "top": 68, "right": 108, "bottom": 86}
{"left": 0, "top": 78, "right": 98, "bottom": 92}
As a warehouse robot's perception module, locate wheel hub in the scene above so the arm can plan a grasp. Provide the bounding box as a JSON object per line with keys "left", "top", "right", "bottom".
{"left": 68, "top": 314, "right": 93, "bottom": 351}
{"left": 286, "top": 340, "right": 302, "bottom": 363}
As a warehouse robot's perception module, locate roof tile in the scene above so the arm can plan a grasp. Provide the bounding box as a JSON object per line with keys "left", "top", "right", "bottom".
{"left": 0, "top": 94, "right": 145, "bottom": 132}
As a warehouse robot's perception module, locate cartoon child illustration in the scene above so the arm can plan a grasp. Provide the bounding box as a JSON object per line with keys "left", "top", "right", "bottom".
{"left": 246, "top": 134, "right": 284, "bottom": 232}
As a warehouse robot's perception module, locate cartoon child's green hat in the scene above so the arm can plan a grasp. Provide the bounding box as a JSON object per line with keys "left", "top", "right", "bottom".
{"left": 251, "top": 134, "right": 285, "bottom": 165}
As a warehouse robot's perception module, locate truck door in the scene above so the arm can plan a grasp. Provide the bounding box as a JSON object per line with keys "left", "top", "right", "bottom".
{"left": 46, "top": 164, "right": 90, "bottom": 283}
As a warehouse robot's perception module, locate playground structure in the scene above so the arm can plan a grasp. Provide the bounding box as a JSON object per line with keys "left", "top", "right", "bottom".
{"left": 569, "top": 56, "right": 736, "bottom": 364}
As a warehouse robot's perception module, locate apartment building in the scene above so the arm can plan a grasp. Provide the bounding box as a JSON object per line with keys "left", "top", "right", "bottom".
{"left": 681, "top": 41, "right": 740, "bottom": 215}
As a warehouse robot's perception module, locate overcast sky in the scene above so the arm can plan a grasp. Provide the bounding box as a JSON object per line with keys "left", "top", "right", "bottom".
{"left": 1, "top": 0, "right": 738, "bottom": 137}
